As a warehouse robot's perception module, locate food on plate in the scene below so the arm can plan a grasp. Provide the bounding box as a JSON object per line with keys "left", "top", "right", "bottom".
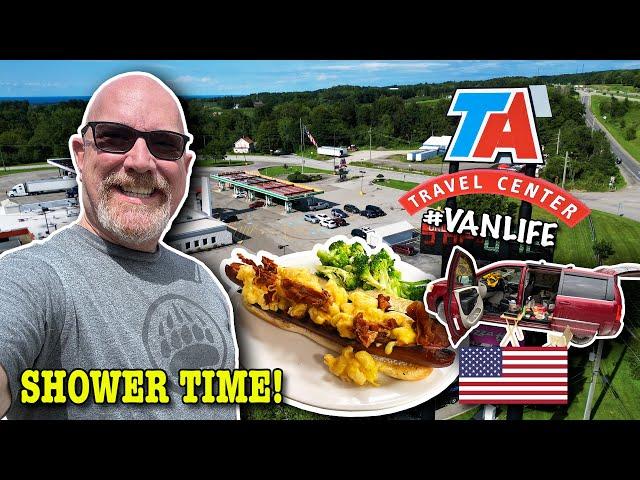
{"left": 324, "top": 347, "right": 380, "bottom": 386}
{"left": 315, "top": 240, "right": 427, "bottom": 300}
{"left": 224, "top": 244, "right": 455, "bottom": 384}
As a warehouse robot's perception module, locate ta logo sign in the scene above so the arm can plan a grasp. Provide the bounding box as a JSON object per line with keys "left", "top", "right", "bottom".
{"left": 445, "top": 87, "right": 550, "bottom": 164}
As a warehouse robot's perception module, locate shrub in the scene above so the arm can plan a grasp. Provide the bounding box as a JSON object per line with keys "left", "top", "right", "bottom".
{"left": 287, "top": 172, "right": 322, "bottom": 183}
{"left": 624, "top": 127, "right": 637, "bottom": 141}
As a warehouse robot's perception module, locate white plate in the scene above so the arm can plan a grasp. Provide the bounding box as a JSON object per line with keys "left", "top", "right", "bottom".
{"left": 221, "top": 237, "right": 460, "bottom": 417}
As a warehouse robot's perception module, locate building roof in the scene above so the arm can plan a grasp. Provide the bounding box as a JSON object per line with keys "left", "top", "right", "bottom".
{"left": 0, "top": 227, "right": 30, "bottom": 240}
{"left": 211, "top": 171, "right": 324, "bottom": 201}
{"left": 165, "top": 217, "right": 229, "bottom": 242}
{"left": 236, "top": 136, "right": 254, "bottom": 144}
{"left": 47, "top": 158, "right": 77, "bottom": 175}
{"left": 421, "top": 135, "right": 452, "bottom": 148}
{"left": 0, "top": 199, "right": 19, "bottom": 208}
{"left": 371, "top": 221, "right": 416, "bottom": 239}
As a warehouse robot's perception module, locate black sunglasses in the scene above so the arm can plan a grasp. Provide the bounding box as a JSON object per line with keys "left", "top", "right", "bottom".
{"left": 81, "top": 121, "right": 190, "bottom": 161}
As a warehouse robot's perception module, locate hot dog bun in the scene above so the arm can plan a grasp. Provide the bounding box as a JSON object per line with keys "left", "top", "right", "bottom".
{"left": 240, "top": 297, "right": 435, "bottom": 381}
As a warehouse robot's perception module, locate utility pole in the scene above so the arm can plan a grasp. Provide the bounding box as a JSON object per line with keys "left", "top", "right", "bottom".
{"left": 556, "top": 128, "right": 561, "bottom": 155}
{"left": 584, "top": 340, "right": 604, "bottom": 420}
{"left": 562, "top": 151, "right": 569, "bottom": 189}
{"left": 369, "top": 126, "right": 372, "bottom": 164}
{"left": 300, "top": 118, "right": 305, "bottom": 174}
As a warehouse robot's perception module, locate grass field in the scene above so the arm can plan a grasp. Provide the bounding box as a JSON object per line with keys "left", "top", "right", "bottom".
{"left": 258, "top": 165, "right": 332, "bottom": 177}
{"left": 0, "top": 167, "right": 57, "bottom": 177}
{"left": 590, "top": 94, "right": 640, "bottom": 163}
{"left": 375, "top": 179, "right": 640, "bottom": 267}
{"left": 588, "top": 84, "right": 640, "bottom": 95}
{"left": 350, "top": 161, "right": 437, "bottom": 176}
{"left": 194, "top": 158, "right": 253, "bottom": 167}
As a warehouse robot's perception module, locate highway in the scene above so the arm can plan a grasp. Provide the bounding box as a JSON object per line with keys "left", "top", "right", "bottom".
{"left": 579, "top": 90, "right": 640, "bottom": 185}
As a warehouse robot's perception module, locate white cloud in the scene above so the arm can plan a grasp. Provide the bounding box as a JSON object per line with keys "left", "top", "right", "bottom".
{"left": 173, "top": 75, "right": 218, "bottom": 84}
{"left": 311, "top": 62, "right": 450, "bottom": 72}
{"left": 316, "top": 74, "right": 338, "bottom": 81}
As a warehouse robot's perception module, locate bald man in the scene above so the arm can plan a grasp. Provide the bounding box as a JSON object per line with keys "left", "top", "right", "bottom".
{"left": 0, "top": 72, "right": 238, "bottom": 419}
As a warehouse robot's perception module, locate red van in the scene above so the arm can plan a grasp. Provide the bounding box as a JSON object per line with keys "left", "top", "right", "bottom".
{"left": 426, "top": 247, "right": 639, "bottom": 348}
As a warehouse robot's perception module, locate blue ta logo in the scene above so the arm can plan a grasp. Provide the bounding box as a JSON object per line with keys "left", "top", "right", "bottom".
{"left": 445, "top": 87, "right": 551, "bottom": 164}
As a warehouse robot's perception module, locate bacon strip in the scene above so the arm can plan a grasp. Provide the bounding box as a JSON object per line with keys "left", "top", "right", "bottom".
{"left": 406, "top": 301, "right": 450, "bottom": 348}
{"left": 280, "top": 277, "right": 331, "bottom": 312}
{"left": 377, "top": 294, "right": 392, "bottom": 312}
{"left": 353, "top": 313, "right": 398, "bottom": 347}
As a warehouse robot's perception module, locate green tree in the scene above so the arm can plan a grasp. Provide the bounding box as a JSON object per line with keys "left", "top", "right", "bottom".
{"left": 624, "top": 126, "right": 637, "bottom": 141}
{"left": 593, "top": 239, "right": 615, "bottom": 265}
{"left": 255, "top": 120, "right": 280, "bottom": 153}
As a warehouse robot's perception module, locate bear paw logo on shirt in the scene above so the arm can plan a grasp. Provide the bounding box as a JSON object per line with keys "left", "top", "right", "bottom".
{"left": 143, "top": 294, "right": 230, "bottom": 392}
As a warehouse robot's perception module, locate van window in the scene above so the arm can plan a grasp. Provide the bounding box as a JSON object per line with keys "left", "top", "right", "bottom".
{"left": 560, "top": 274, "right": 608, "bottom": 300}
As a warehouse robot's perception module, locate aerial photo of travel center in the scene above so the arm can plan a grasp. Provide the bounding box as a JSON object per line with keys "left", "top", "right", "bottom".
{"left": 1, "top": 60, "right": 639, "bottom": 420}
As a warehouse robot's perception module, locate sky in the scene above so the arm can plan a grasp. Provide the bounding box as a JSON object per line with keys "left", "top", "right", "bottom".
{"left": 0, "top": 60, "right": 639, "bottom": 97}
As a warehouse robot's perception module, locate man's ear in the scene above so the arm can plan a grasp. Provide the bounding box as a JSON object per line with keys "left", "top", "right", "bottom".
{"left": 184, "top": 149, "right": 196, "bottom": 171}
{"left": 70, "top": 134, "right": 86, "bottom": 178}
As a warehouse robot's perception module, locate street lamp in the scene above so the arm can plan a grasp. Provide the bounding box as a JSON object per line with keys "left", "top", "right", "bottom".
{"left": 359, "top": 170, "right": 367, "bottom": 195}
{"left": 41, "top": 206, "right": 50, "bottom": 235}
{"left": 278, "top": 244, "right": 290, "bottom": 255}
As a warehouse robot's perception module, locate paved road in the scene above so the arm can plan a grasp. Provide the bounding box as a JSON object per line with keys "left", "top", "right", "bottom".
{"left": 580, "top": 91, "right": 639, "bottom": 185}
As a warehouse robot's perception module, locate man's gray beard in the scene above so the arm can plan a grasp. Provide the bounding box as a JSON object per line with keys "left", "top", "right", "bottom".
{"left": 96, "top": 175, "right": 173, "bottom": 246}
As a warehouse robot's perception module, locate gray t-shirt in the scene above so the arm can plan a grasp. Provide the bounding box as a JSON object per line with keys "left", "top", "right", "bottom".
{"left": 0, "top": 224, "right": 238, "bottom": 420}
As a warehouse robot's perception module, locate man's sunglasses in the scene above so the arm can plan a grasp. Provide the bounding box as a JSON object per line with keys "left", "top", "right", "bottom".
{"left": 81, "top": 121, "right": 190, "bottom": 161}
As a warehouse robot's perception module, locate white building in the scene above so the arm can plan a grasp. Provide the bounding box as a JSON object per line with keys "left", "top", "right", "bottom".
{"left": 165, "top": 213, "right": 233, "bottom": 254}
{"left": 233, "top": 136, "right": 255, "bottom": 154}
{"left": 366, "top": 221, "right": 417, "bottom": 248}
{"left": 407, "top": 149, "right": 439, "bottom": 162}
{"left": 420, "top": 135, "right": 452, "bottom": 153}
{"left": 164, "top": 174, "right": 235, "bottom": 253}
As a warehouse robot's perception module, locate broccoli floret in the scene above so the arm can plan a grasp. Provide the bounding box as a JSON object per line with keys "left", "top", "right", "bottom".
{"left": 316, "top": 265, "right": 359, "bottom": 291}
{"left": 394, "top": 280, "right": 427, "bottom": 301}
{"left": 317, "top": 249, "right": 350, "bottom": 268}
{"left": 349, "top": 242, "right": 365, "bottom": 257}
{"left": 317, "top": 241, "right": 354, "bottom": 268}
{"left": 328, "top": 240, "right": 348, "bottom": 252}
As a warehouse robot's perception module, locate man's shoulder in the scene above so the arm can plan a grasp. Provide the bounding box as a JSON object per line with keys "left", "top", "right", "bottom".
{"left": 159, "top": 243, "right": 225, "bottom": 288}
{"left": 0, "top": 231, "right": 65, "bottom": 266}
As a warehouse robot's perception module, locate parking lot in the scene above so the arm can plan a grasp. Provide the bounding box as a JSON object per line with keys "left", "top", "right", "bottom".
{"left": 193, "top": 172, "right": 443, "bottom": 283}
{"left": 1, "top": 167, "right": 443, "bottom": 282}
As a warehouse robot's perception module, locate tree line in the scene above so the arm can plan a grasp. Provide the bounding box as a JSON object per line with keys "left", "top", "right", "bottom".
{"left": 0, "top": 69, "right": 633, "bottom": 193}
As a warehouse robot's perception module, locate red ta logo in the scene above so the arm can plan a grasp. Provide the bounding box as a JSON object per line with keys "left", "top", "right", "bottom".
{"left": 445, "top": 87, "right": 547, "bottom": 164}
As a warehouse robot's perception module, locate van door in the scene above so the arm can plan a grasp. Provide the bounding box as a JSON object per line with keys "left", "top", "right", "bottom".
{"left": 443, "top": 247, "right": 484, "bottom": 347}
{"left": 553, "top": 272, "right": 613, "bottom": 345}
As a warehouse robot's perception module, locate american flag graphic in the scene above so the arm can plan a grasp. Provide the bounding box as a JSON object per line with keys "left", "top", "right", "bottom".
{"left": 304, "top": 126, "right": 319, "bottom": 147}
{"left": 459, "top": 347, "right": 568, "bottom": 404}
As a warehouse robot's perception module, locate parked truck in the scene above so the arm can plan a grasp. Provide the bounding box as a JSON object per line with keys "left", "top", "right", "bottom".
{"left": 7, "top": 176, "right": 77, "bottom": 197}
{"left": 317, "top": 146, "right": 347, "bottom": 157}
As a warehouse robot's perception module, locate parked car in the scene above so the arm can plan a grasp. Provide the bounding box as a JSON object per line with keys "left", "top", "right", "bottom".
{"left": 360, "top": 209, "right": 378, "bottom": 218}
{"left": 351, "top": 227, "right": 372, "bottom": 240}
{"left": 233, "top": 191, "right": 247, "bottom": 198}
{"left": 344, "top": 204, "right": 360, "bottom": 214}
{"left": 391, "top": 243, "right": 417, "bottom": 256}
{"left": 271, "top": 149, "right": 288, "bottom": 156}
{"left": 220, "top": 214, "right": 238, "bottom": 223}
{"left": 365, "top": 205, "right": 386, "bottom": 216}
{"left": 332, "top": 217, "right": 347, "bottom": 227}
{"left": 66, "top": 186, "right": 78, "bottom": 198}
{"left": 315, "top": 213, "right": 331, "bottom": 221}
{"left": 616, "top": 158, "right": 622, "bottom": 164}
{"left": 249, "top": 200, "right": 265, "bottom": 208}
{"left": 309, "top": 200, "right": 330, "bottom": 211}
{"left": 331, "top": 208, "right": 348, "bottom": 218}
{"left": 426, "top": 247, "right": 639, "bottom": 348}
{"left": 304, "top": 213, "right": 320, "bottom": 223}
{"left": 320, "top": 218, "right": 338, "bottom": 229}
